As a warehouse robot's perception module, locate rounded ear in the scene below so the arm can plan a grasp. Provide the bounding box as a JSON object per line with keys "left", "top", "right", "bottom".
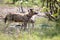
{"left": 28, "top": 9, "right": 33, "bottom": 12}
{"left": 30, "top": 9, "right": 33, "bottom": 12}
{"left": 28, "top": 10, "right": 30, "bottom": 12}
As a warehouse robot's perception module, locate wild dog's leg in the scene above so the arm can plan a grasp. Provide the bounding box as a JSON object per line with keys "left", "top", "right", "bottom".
{"left": 27, "top": 23, "right": 30, "bottom": 29}
{"left": 18, "top": 22, "right": 24, "bottom": 30}
{"left": 27, "top": 23, "right": 31, "bottom": 33}
{"left": 21, "top": 23, "right": 24, "bottom": 30}
{"left": 3, "top": 21, "right": 11, "bottom": 32}
{"left": 32, "top": 23, "right": 34, "bottom": 29}
{"left": 23, "top": 22, "right": 27, "bottom": 30}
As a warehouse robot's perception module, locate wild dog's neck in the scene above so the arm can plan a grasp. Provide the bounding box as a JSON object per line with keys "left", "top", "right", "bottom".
{"left": 26, "top": 13, "right": 34, "bottom": 19}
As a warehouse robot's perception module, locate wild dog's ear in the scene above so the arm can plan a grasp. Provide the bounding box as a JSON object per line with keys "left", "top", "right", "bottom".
{"left": 30, "top": 9, "right": 33, "bottom": 12}
{"left": 28, "top": 9, "right": 33, "bottom": 12}
{"left": 28, "top": 10, "right": 30, "bottom": 12}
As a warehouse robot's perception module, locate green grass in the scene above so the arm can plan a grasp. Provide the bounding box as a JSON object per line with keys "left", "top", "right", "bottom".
{"left": 0, "top": 17, "right": 59, "bottom": 40}
{"left": 0, "top": 31, "right": 60, "bottom": 40}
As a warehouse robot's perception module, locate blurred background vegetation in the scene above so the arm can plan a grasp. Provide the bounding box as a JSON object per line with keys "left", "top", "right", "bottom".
{"left": 0, "top": 0, "right": 60, "bottom": 40}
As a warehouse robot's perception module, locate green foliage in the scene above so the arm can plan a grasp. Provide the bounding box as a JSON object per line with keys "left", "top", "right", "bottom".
{"left": 15, "top": 1, "right": 22, "bottom": 6}
{"left": 57, "top": 0, "right": 60, "bottom": 2}
{"left": 4, "top": 0, "right": 13, "bottom": 3}
{"left": 3, "top": 0, "right": 41, "bottom": 7}
{"left": 41, "top": 0, "right": 60, "bottom": 35}
{"left": 40, "top": 7, "right": 50, "bottom": 12}
{"left": 52, "top": 13, "right": 58, "bottom": 17}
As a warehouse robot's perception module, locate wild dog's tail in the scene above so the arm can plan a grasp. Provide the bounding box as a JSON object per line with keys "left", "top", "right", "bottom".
{"left": 4, "top": 16, "right": 7, "bottom": 23}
